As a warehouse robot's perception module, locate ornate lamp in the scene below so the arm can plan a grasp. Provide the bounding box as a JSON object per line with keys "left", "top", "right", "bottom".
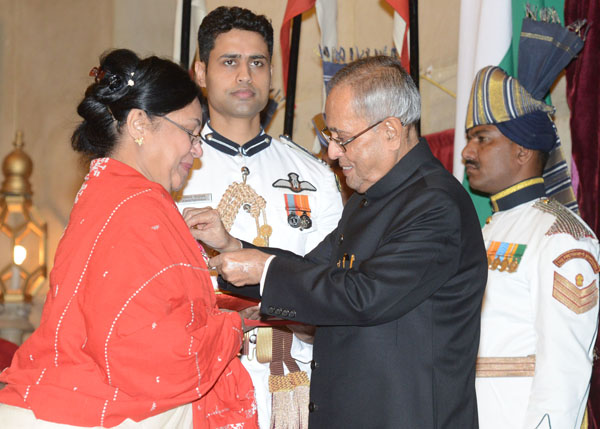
{"left": 0, "top": 131, "right": 47, "bottom": 344}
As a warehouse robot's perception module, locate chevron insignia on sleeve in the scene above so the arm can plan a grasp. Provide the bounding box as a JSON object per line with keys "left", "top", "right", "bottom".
{"left": 552, "top": 271, "right": 598, "bottom": 314}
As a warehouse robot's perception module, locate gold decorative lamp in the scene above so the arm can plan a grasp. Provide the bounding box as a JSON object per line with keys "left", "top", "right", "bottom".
{"left": 0, "top": 131, "right": 47, "bottom": 344}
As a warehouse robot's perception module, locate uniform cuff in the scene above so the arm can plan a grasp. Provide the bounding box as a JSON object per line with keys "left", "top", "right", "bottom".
{"left": 260, "top": 255, "right": 276, "bottom": 295}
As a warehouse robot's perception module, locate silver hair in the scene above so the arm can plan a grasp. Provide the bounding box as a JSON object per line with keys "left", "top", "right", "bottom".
{"left": 327, "top": 55, "right": 421, "bottom": 126}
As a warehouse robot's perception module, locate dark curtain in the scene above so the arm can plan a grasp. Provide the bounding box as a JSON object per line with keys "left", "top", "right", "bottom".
{"left": 565, "top": 2, "right": 600, "bottom": 428}
{"left": 565, "top": 0, "right": 599, "bottom": 236}
{"left": 424, "top": 129, "right": 454, "bottom": 173}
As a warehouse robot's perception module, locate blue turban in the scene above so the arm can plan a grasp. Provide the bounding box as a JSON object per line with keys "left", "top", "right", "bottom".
{"left": 465, "top": 17, "right": 585, "bottom": 153}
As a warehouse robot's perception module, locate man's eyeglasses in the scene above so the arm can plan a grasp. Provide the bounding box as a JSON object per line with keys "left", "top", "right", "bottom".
{"left": 319, "top": 119, "right": 383, "bottom": 152}
{"left": 163, "top": 116, "right": 202, "bottom": 147}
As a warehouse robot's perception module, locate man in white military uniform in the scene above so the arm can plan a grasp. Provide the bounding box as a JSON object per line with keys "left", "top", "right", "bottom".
{"left": 462, "top": 21, "right": 599, "bottom": 427}
{"left": 178, "top": 7, "right": 343, "bottom": 428}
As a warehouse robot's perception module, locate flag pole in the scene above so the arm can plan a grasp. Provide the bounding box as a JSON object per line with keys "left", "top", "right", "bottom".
{"left": 179, "top": 0, "right": 192, "bottom": 69}
{"left": 283, "top": 15, "right": 302, "bottom": 139}
{"left": 409, "top": 0, "right": 420, "bottom": 134}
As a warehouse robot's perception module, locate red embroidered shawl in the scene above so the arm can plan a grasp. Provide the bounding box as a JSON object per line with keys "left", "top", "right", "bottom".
{"left": 0, "top": 158, "right": 257, "bottom": 428}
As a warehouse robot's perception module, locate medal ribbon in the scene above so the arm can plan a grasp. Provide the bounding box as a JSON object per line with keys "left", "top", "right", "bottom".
{"left": 284, "top": 194, "right": 311, "bottom": 217}
{"left": 284, "top": 193, "right": 296, "bottom": 216}
{"left": 487, "top": 241, "right": 528, "bottom": 271}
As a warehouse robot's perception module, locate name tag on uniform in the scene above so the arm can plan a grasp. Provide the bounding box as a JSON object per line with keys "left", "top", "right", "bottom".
{"left": 180, "top": 193, "right": 212, "bottom": 203}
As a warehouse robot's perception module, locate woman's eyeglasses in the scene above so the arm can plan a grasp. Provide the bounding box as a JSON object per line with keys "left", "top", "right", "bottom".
{"left": 163, "top": 116, "right": 202, "bottom": 147}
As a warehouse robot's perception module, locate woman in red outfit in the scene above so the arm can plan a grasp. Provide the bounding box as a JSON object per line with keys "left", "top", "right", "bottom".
{"left": 0, "top": 49, "right": 256, "bottom": 428}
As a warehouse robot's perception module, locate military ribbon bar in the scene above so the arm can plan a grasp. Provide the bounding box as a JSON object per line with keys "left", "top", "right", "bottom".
{"left": 487, "top": 241, "right": 527, "bottom": 273}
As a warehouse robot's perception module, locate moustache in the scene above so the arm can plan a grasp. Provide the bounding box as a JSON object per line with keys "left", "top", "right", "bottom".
{"left": 232, "top": 85, "right": 256, "bottom": 93}
{"left": 464, "top": 159, "right": 479, "bottom": 169}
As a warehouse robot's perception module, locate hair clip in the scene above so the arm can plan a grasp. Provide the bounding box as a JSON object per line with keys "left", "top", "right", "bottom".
{"left": 107, "top": 74, "right": 123, "bottom": 91}
{"left": 89, "top": 66, "right": 106, "bottom": 83}
{"left": 127, "top": 71, "right": 135, "bottom": 87}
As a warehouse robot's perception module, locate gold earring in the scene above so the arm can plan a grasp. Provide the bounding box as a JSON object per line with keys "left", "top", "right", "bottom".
{"left": 135, "top": 137, "right": 144, "bottom": 146}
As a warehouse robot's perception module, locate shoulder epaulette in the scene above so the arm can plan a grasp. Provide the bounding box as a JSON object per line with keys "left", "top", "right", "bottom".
{"left": 278, "top": 134, "right": 328, "bottom": 167}
{"left": 533, "top": 198, "right": 595, "bottom": 240}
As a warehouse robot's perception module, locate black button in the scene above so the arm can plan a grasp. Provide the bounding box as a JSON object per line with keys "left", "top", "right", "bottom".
{"left": 274, "top": 308, "right": 282, "bottom": 315}
{"left": 338, "top": 234, "right": 344, "bottom": 244}
{"left": 310, "top": 360, "right": 319, "bottom": 370}
{"left": 281, "top": 309, "right": 289, "bottom": 317}
{"left": 289, "top": 310, "right": 296, "bottom": 318}
{"left": 308, "top": 402, "right": 318, "bottom": 412}
{"left": 360, "top": 198, "right": 369, "bottom": 207}
{"left": 268, "top": 306, "right": 275, "bottom": 313}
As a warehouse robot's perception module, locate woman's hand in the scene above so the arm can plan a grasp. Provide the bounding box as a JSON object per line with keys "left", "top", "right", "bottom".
{"left": 182, "top": 207, "right": 241, "bottom": 253}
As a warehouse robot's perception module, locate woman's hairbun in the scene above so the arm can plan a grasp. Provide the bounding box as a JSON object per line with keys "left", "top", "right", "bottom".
{"left": 71, "top": 49, "right": 198, "bottom": 159}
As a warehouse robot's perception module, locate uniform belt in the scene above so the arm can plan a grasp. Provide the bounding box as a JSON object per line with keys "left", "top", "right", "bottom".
{"left": 476, "top": 355, "right": 536, "bottom": 377}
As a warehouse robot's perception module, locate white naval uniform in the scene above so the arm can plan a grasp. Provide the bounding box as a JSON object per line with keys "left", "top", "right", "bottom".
{"left": 177, "top": 123, "right": 343, "bottom": 428}
{"left": 476, "top": 186, "right": 599, "bottom": 429}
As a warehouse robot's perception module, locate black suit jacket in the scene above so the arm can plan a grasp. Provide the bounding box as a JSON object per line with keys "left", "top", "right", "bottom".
{"left": 222, "top": 139, "right": 487, "bottom": 428}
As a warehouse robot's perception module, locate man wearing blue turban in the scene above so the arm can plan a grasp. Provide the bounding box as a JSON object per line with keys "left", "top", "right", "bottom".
{"left": 462, "top": 15, "right": 600, "bottom": 429}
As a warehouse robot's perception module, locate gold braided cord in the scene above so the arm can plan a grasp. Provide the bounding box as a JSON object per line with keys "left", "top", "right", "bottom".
{"left": 287, "top": 371, "right": 310, "bottom": 387}
{"left": 269, "top": 374, "right": 294, "bottom": 392}
{"left": 216, "top": 181, "right": 272, "bottom": 246}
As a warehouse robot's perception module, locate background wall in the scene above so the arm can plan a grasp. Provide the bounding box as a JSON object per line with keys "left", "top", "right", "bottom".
{"left": 111, "top": 0, "right": 461, "bottom": 147}
{"left": 0, "top": 0, "right": 570, "bottom": 328}
{"left": 0, "top": 0, "right": 114, "bottom": 326}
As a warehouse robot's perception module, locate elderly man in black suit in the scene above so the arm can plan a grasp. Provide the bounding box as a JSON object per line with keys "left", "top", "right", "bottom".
{"left": 184, "top": 55, "right": 487, "bottom": 428}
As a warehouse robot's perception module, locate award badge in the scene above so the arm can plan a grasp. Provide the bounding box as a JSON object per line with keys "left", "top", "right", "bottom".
{"left": 272, "top": 172, "right": 316, "bottom": 193}
{"left": 284, "top": 194, "right": 312, "bottom": 230}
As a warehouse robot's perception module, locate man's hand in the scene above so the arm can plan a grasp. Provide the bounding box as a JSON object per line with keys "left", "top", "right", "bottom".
{"left": 210, "top": 249, "right": 271, "bottom": 286}
{"left": 182, "top": 207, "right": 241, "bottom": 253}
{"left": 289, "top": 324, "right": 316, "bottom": 344}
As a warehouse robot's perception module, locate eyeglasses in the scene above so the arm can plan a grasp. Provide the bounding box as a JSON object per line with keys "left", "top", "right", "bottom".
{"left": 319, "top": 119, "right": 384, "bottom": 152}
{"left": 162, "top": 116, "right": 202, "bottom": 147}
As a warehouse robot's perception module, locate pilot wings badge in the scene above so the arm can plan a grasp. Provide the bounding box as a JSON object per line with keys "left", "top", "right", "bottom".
{"left": 272, "top": 172, "right": 317, "bottom": 193}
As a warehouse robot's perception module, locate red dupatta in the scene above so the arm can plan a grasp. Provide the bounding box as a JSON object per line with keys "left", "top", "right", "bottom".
{"left": 0, "top": 158, "right": 257, "bottom": 428}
